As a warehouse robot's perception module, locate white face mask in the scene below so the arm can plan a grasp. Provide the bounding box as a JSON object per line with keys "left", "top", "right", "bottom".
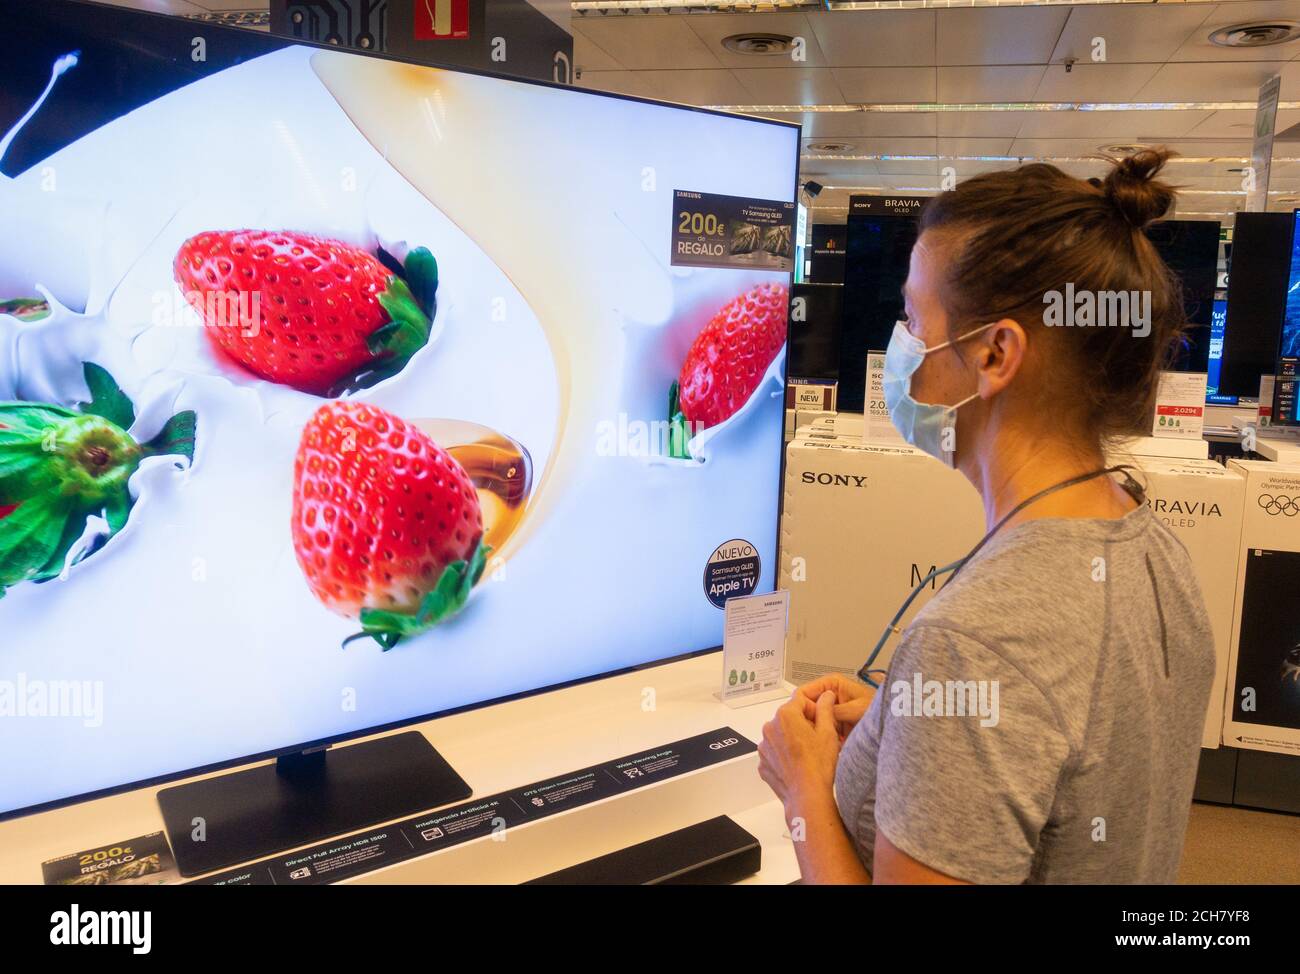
{"left": 882, "top": 320, "right": 996, "bottom": 468}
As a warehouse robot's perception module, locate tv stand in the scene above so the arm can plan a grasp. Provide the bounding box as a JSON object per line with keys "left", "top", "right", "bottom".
{"left": 157, "top": 731, "right": 470, "bottom": 877}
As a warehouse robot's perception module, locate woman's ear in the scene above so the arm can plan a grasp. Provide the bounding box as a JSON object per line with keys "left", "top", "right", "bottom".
{"left": 978, "top": 318, "right": 1027, "bottom": 399}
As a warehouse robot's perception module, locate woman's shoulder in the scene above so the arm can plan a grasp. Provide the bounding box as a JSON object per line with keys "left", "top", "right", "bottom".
{"left": 909, "top": 504, "right": 1184, "bottom": 677}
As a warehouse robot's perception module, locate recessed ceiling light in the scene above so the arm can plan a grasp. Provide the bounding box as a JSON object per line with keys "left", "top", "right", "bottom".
{"left": 1099, "top": 143, "right": 1151, "bottom": 155}
{"left": 1208, "top": 22, "right": 1300, "bottom": 48}
{"left": 806, "top": 141, "right": 854, "bottom": 153}
{"left": 721, "top": 33, "right": 797, "bottom": 56}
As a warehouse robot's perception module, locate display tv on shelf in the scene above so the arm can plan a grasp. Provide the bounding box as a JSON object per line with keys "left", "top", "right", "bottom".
{"left": 1144, "top": 219, "right": 1220, "bottom": 374}
{"left": 0, "top": 0, "right": 800, "bottom": 819}
{"left": 1282, "top": 209, "right": 1300, "bottom": 362}
{"left": 1218, "top": 211, "right": 1293, "bottom": 400}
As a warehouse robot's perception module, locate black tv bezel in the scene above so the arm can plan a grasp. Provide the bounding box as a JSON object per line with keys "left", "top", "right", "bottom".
{"left": 1268, "top": 207, "right": 1300, "bottom": 426}
{"left": 0, "top": 0, "right": 801, "bottom": 823}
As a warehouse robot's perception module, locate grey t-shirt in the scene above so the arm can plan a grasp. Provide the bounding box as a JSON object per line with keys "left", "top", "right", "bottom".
{"left": 835, "top": 503, "right": 1216, "bottom": 884}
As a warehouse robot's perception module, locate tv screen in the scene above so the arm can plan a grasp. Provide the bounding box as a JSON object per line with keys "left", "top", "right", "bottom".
{"left": 788, "top": 283, "right": 843, "bottom": 382}
{"left": 1282, "top": 209, "right": 1300, "bottom": 362}
{"left": 1144, "top": 219, "right": 1219, "bottom": 373}
{"left": 839, "top": 213, "right": 918, "bottom": 413}
{"left": 0, "top": 0, "right": 798, "bottom": 817}
{"left": 1218, "top": 212, "right": 1293, "bottom": 399}
{"left": 1207, "top": 298, "right": 1229, "bottom": 399}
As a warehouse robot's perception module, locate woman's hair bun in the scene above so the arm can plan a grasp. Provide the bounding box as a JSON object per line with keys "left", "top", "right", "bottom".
{"left": 1101, "top": 147, "right": 1177, "bottom": 230}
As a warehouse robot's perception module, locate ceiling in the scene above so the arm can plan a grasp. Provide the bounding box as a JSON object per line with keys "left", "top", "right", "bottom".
{"left": 572, "top": 2, "right": 1300, "bottom": 226}
{"left": 93, "top": 0, "right": 1300, "bottom": 227}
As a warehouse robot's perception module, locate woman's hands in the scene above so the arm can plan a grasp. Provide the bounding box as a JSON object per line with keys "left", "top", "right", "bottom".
{"left": 758, "top": 675, "right": 879, "bottom": 885}
{"left": 796, "top": 673, "right": 875, "bottom": 741}
{"left": 758, "top": 690, "right": 841, "bottom": 814}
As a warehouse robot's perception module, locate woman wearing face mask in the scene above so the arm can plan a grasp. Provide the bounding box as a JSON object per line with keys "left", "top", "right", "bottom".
{"left": 758, "top": 149, "right": 1216, "bottom": 884}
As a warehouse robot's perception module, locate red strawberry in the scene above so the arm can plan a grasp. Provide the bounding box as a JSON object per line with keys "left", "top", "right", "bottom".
{"left": 291, "top": 401, "right": 488, "bottom": 649}
{"left": 173, "top": 230, "right": 439, "bottom": 396}
{"left": 672, "top": 282, "right": 788, "bottom": 435}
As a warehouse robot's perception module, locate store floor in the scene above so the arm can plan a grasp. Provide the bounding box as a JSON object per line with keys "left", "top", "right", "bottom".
{"left": 1179, "top": 803, "right": 1300, "bottom": 883}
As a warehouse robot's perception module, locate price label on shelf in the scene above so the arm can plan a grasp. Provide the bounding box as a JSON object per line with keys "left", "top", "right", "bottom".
{"left": 720, "top": 589, "right": 789, "bottom": 706}
{"left": 1151, "top": 371, "right": 1207, "bottom": 439}
{"left": 864, "top": 350, "right": 904, "bottom": 444}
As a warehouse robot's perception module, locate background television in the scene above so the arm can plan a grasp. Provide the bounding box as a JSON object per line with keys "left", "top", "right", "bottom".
{"left": 0, "top": 0, "right": 799, "bottom": 819}
{"left": 1207, "top": 298, "right": 1230, "bottom": 400}
{"left": 1218, "top": 212, "right": 1294, "bottom": 399}
{"left": 839, "top": 211, "right": 918, "bottom": 413}
{"left": 788, "top": 282, "right": 844, "bottom": 383}
{"left": 1144, "top": 219, "right": 1220, "bottom": 373}
{"left": 1282, "top": 209, "right": 1300, "bottom": 362}
{"left": 1271, "top": 209, "right": 1300, "bottom": 426}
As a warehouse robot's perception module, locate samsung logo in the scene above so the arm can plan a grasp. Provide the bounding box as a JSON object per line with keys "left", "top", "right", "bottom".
{"left": 801, "top": 472, "right": 868, "bottom": 487}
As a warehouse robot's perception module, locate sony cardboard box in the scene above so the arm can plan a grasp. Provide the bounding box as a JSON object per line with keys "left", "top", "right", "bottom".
{"left": 780, "top": 436, "right": 985, "bottom": 684}
{"left": 794, "top": 411, "right": 864, "bottom": 441}
{"left": 1128, "top": 456, "right": 1246, "bottom": 748}
{"left": 1222, "top": 460, "right": 1300, "bottom": 756}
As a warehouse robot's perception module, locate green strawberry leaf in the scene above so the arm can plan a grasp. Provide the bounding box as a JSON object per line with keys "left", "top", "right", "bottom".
{"left": 665, "top": 382, "right": 694, "bottom": 460}
{"left": 0, "top": 402, "right": 80, "bottom": 436}
{"left": 0, "top": 297, "right": 51, "bottom": 322}
{"left": 0, "top": 493, "right": 76, "bottom": 588}
{"left": 103, "top": 490, "right": 132, "bottom": 534}
{"left": 76, "top": 363, "right": 135, "bottom": 431}
{"left": 372, "top": 276, "right": 432, "bottom": 356}
{"left": 328, "top": 273, "right": 437, "bottom": 397}
{"left": 403, "top": 247, "right": 439, "bottom": 317}
{"left": 667, "top": 411, "right": 693, "bottom": 460}
{"left": 142, "top": 410, "right": 197, "bottom": 464}
{"left": 344, "top": 539, "right": 492, "bottom": 651}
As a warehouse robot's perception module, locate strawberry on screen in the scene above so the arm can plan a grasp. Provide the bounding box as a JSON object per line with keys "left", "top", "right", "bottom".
{"left": 173, "top": 230, "right": 439, "bottom": 397}
{"left": 291, "top": 401, "right": 489, "bottom": 651}
{"left": 0, "top": 364, "right": 195, "bottom": 598}
{"left": 668, "top": 282, "right": 788, "bottom": 458}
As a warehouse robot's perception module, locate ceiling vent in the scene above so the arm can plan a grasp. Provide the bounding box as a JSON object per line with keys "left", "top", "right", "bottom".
{"left": 1208, "top": 22, "right": 1300, "bottom": 48}
{"left": 721, "top": 33, "right": 796, "bottom": 56}
{"left": 1099, "top": 143, "right": 1151, "bottom": 156}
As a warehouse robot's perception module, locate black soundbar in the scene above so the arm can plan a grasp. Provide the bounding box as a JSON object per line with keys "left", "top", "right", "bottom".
{"left": 526, "top": 815, "right": 762, "bottom": 885}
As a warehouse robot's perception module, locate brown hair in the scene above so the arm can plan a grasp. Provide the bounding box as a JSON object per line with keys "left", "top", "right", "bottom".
{"left": 917, "top": 148, "right": 1186, "bottom": 445}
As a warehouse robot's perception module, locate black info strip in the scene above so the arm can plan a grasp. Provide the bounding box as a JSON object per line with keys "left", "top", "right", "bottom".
{"left": 188, "top": 727, "right": 756, "bottom": 886}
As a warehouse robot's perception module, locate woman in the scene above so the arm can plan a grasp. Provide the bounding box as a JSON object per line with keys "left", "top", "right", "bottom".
{"left": 758, "top": 149, "right": 1216, "bottom": 884}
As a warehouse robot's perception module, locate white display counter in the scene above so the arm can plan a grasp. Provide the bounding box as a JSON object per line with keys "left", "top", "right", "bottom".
{"left": 0, "top": 653, "right": 801, "bottom": 885}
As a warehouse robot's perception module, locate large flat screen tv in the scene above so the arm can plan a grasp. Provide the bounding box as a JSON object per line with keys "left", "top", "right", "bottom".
{"left": 0, "top": 0, "right": 799, "bottom": 820}
{"left": 839, "top": 212, "right": 918, "bottom": 413}
{"left": 1218, "top": 212, "right": 1293, "bottom": 399}
{"left": 1144, "top": 219, "right": 1219, "bottom": 374}
{"left": 1282, "top": 209, "right": 1300, "bottom": 362}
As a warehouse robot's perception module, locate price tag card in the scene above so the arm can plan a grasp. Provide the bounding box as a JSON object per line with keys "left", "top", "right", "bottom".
{"left": 1152, "top": 371, "right": 1207, "bottom": 439}
{"left": 864, "top": 350, "right": 904, "bottom": 444}
{"left": 720, "top": 589, "right": 789, "bottom": 707}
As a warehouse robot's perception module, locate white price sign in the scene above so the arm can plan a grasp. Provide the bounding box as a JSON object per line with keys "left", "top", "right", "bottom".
{"left": 720, "top": 589, "right": 789, "bottom": 706}
{"left": 1151, "top": 371, "right": 1207, "bottom": 440}
{"left": 864, "top": 351, "right": 903, "bottom": 444}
